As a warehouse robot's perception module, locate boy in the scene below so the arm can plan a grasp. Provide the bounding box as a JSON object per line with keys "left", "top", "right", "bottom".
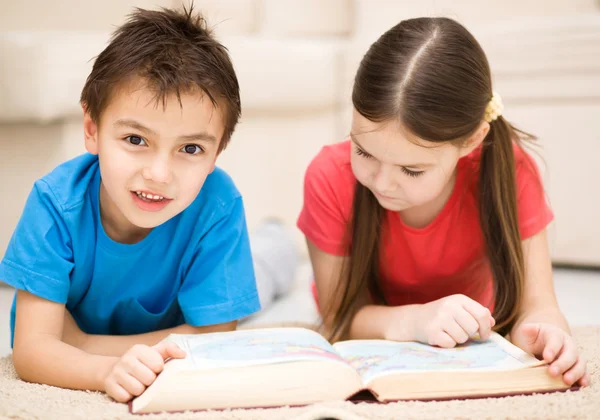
{"left": 0, "top": 6, "right": 267, "bottom": 403}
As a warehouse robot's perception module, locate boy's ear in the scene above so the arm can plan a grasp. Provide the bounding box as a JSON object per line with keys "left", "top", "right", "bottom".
{"left": 459, "top": 121, "right": 490, "bottom": 158}
{"left": 209, "top": 155, "right": 218, "bottom": 174}
{"left": 82, "top": 103, "right": 99, "bottom": 155}
{"left": 209, "top": 141, "right": 225, "bottom": 173}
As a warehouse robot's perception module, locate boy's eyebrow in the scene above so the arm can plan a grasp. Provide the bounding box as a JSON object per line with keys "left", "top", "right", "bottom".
{"left": 349, "top": 132, "right": 431, "bottom": 169}
{"left": 114, "top": 118, "right": 217, "bottom": 144}
{"left": 115, "top": 118, "right": 158, "bottom": 136}
{"left": 177, "top": 132, "right": 218, "bottom": 143}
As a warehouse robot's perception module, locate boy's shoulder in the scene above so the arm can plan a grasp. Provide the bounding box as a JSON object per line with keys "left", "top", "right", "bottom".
{"left": 34, "top": 153, "right": 99, "bottom": 212}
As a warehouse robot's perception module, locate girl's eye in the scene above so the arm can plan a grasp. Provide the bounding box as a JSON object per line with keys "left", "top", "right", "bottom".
{"left": 355, "top": 145, "right": 423, "bottom": 177}
{"left": 402, "top": 167, "right": 424, "bottom": 178}
{"left": 126, "top": 135, "right": 146, "bottom": 146}
{"left": 181, "top": 144, "right": 203, "bottom": 155}
{"left": 355, "top": 147, "right": 373, "bottom": 159}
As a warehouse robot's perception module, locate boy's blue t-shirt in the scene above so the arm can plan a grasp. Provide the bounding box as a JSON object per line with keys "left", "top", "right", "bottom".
{"left": 0, "top": 153, "right": 260, "bottom": 346}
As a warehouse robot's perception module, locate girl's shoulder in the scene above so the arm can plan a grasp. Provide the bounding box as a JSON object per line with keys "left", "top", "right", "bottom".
{"left": 305, "top": 139, "right": 355, "bottom": 187}
{"left": 302, "top": 138, "right": 356, "bottom": 216}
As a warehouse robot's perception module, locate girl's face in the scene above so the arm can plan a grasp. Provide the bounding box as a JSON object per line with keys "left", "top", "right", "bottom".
{"left": 350, "top": 109, "right": 485, "bottom": 218}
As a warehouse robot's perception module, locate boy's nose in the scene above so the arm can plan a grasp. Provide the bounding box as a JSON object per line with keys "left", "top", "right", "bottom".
{"left": 142, "top": 158, "right": 172, "bottom": 184}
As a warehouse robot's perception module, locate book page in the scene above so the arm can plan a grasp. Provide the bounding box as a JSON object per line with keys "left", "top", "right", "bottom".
{"left": 165, "top": 328, "right": 349, "bottom": 370}
{"left": 333, "top": 332, "right": 544, "bottom": 384}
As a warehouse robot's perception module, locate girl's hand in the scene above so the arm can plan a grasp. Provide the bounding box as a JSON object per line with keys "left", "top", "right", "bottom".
{"left": 512, "top": 323, "right": 590, "bottom": 387}
{"left": 103, "top": 342, "right": 186, "bottom": 403}
{"left": 413, "top": 294, "right": 495, "bottom": 348}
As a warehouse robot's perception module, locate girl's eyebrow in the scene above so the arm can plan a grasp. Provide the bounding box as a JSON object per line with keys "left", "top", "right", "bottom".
{"left": 349, "top": 133, "right": 432, "bottom": 169}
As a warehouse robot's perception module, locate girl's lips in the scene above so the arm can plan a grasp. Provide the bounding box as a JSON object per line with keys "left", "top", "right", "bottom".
{"left": 374, "top": 191, "right": 396, "bottom": 200}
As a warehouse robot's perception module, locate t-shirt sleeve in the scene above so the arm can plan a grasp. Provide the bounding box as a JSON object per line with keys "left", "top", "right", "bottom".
{"left": 177, "top": 197, "right": 260, "bottom": 327}
{"left": 297, "top": 148, "right": 350, "bottom": 256}
{"left": 516, "top": 148, "right": 554, "bottom": 239}
{"left": 0, "top": 180, "right": 73, "bottom": 303}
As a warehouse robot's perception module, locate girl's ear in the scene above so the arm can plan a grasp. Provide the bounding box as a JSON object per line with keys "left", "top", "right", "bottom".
{"left": 459, "top": 121, "right": 490, "bottom": 158}
{"left": 82, "top": 103, "right": 99, "bottom": 155}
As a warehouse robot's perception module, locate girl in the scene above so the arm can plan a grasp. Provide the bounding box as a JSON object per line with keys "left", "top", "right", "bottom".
{"left": 297, "top": 17, "right": 589, "bottom": 387}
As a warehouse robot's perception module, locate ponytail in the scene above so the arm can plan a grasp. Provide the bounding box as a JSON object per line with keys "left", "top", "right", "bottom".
{"left": 326, "top": 183, "right": 385, "bottom": 342}
{"left": 479, "top": 116, "right": 531, "bottom": 335}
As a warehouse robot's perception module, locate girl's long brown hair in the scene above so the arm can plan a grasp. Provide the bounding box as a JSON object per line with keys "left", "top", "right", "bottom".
{"left": 327, "top": 18, "right": 533, "bottom": 341}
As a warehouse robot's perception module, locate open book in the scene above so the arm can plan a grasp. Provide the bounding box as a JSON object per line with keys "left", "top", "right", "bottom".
{"left": 130, "top": 327, "right": 571, "bottom": 414}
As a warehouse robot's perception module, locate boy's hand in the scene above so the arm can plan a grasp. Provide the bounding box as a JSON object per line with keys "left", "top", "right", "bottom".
{"left": 413, "top": 294, "right": 495, "bottom": 348}
{"left": 513, "top": 323, "right": 590, "bottom": 387}
{"left": 103, "top": 342, "right": 186, "bottom": 403}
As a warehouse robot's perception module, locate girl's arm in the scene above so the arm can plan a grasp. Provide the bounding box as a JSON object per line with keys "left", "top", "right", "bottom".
{"left": 509, "top": 228, "right": 589, "bottom": 386}
{"left": 307, "top": 239, "right": 419, "bottom": 341}
{"left": 309, "top": 238, "right": 495, "bottom": 344}
{"left": 510, "top": 228, "right": 569, "bottom": 335}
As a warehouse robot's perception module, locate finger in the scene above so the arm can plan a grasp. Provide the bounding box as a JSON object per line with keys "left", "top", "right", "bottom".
{"left": 129, "top": 360, "right": 157, "bottom": 387}
{"left": 153, "top": 341, "right": 187, "bottom": 360}
{"left": 430, "top": 331, "right": 457, "bottom": 349}
{"left": 442, "top": 320, "right": 470, "bottom": 345}
{"left": 543, "top": 333, "right": 565, "bottom": 365}
{"left": 515, "top": 323, "right": 545, "bottom": 355}
{"left": 579, "top": 371, "right": 591, "bottom": 387}
{"left": 460, "top": 299, "right": 493, "bottom": 340}
{"left": 117, "top": 372, "right": 147, "bottom": 397}
{"left": 136, "top": 347, "right": 166, "bottom": 374}
{"left": 452, "top": 309, "right": 480, "bottom": 338}
{"left": 562, "top": 357, "right": 587, "bottom": 386}
{"left": 105, "top": 378, "right": 133, "bottom": 403}
{"left": 548, "top": 339, "right": 577, "bottom": 376}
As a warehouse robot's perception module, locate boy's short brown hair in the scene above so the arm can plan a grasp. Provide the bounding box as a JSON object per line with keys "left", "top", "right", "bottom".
{"left": 80, "top": 5, "right": 240, "bottom": 150}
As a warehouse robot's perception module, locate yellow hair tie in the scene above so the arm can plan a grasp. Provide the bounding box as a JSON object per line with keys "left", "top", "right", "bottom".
{"left": 484, "top": 91, "right": 503, "bottom": 123}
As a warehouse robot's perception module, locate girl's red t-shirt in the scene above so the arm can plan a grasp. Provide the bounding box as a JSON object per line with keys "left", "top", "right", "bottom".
{"left": 297, "top": 140, "right": 554, "bottom": 309}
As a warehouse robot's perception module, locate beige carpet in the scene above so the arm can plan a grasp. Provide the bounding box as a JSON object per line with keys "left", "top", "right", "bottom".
{"left": 1, "top": 325, "right": 599, "bottom": 420}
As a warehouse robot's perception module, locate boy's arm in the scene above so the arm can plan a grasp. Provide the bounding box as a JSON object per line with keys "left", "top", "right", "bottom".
{"left": 64, "top": 316, "right": 236, "bottom": 357}
{"left": 12, "top": 290, "right": 117, "bottom": 390}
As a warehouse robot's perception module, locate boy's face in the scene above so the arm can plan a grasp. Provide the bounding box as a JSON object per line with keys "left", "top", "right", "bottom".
{"left": 83, "top": 79, "right": 225, "bottom": 238}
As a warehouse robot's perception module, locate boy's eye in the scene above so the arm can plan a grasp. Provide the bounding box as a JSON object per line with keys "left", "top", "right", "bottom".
{"left": 126, "top": 135, "right": 146, "bottom": 146}
{"left": 181, "top": 144, "right": 203, "bottom": 155}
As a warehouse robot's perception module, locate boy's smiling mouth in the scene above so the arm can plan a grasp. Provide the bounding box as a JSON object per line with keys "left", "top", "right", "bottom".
{"left": 131, "top": 190, "right": 173, "bottom": 212}
{"left": 134, "top": 190, "right": 168, "bottom": 202}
